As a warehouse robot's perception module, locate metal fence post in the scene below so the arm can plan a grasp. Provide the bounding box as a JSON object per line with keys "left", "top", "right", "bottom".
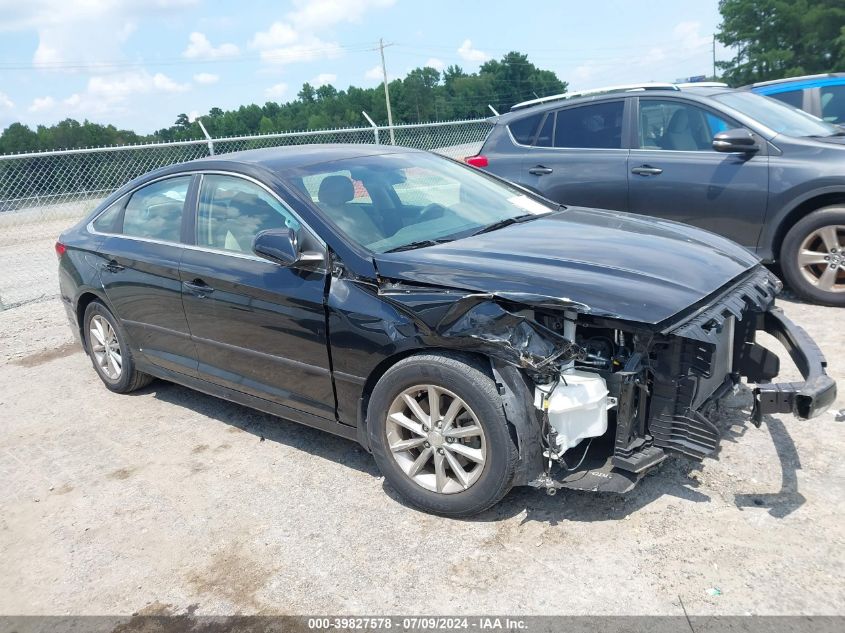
{"left": 362, "top": 111, "right": 380, "bottom": 145}
{"left": 197, "top": 119, "right": 215, "bottom": 156}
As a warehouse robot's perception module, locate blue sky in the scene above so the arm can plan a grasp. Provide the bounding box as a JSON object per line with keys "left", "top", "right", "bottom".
{"left": 0, "top": 0, "right": 729, "bottom": 133}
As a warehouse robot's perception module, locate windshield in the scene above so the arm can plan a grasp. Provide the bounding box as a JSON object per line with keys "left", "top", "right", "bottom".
{"left": 713, "top": 91, "right": 841, "bottom": 137}
{"left": 286, "top": 151, "right": 554, "bottom": 253}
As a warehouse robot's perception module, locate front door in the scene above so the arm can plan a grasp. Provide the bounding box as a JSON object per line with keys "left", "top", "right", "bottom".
{"left": 96, "top": 175, "right": 199, "bottom": 376}
{"left": 627, "top": 98, "right": 770, "bottom": 249}
{"left": 179, "top": 173, "right": 335, "bottom": 420}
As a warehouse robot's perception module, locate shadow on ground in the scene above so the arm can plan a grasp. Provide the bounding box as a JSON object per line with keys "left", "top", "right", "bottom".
{"left": 144, "top": 380, "right": 379, "bottom": 478}
{"left": 140, "top": 377, "right": 804, "bottom": 524}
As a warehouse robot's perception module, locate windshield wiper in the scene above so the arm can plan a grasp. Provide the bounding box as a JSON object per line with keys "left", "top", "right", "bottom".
{"left": 469, "top": 213, "right": 538, "bottom": 237}
{"left": 384, "top": 238, "right": 453, "bottom": 253}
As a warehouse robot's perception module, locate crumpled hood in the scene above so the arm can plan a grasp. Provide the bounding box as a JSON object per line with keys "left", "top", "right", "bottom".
{"left": 374, "top": 207, "right": 761, "bottom": 325}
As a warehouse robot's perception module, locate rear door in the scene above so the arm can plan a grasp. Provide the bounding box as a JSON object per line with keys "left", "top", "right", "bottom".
{"left": 95, "top": 175, "right": 199, "bottom": 376}
{"left": 179, "top": 173, "right": 335, "bottom": 421}
{"left": 520, "top": 99, "right": 630, "bottom": 211}
{"left": 627, "top": 97, "right": 769, "bottom": 248}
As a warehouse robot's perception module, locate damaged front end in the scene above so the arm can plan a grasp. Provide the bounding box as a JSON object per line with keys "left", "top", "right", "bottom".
{"left": 372, "top": 265, "right": 836, "bottom": 496}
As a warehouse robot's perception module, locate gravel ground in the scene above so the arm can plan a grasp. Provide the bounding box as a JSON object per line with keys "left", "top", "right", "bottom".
{"left": 0, "top": 293, "right": 843, "bottom": 617}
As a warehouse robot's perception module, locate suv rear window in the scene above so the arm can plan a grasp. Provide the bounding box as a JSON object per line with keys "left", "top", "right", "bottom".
{"left": 508, "top": 113, "right": 543, "bottom": 145}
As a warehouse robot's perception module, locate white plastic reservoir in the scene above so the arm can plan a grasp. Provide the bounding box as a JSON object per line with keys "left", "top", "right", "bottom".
{"left": 535, "top": 370, "right": 609, "bottom": 451}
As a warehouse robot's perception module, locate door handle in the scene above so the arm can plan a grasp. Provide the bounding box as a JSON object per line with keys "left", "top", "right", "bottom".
{"left": 183, "top": 279, "right": 215, "bottom": 297}
{"left": 101, "top": 259, "right": 124, "bottom": 273}
{"left": 528, "top": 165, "right": 554, "bottom": 176}
{"left": 631, "top": 165, "right": 663, "bottom": 176}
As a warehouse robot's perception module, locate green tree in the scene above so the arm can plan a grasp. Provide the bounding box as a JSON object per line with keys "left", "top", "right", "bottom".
{"left": 717, "top": 0, "right": 845, "bottom": 85}
{"left": 0, "top": 51, "right": 569, "bottom": 152}
{"left": 0, "top": 123, "right": 38, "bottom": 153}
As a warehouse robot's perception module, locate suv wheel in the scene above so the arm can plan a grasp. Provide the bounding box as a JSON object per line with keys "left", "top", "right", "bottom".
{"left": 83, "top": 301, "right": 153, "bottom": 393}
{"left": 781, "top": 206, "right": 845, "bottom": 306}
{"left": 367, "top": 353, "right": 518, "bottom": 517}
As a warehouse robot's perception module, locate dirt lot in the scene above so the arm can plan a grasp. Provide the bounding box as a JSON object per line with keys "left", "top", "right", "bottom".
{"left": 0, "top": 293, "right": 843, "bottom": 617}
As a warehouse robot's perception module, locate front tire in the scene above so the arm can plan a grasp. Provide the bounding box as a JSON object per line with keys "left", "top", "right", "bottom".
{"left": 83, "top": 301, "right": 153, "bottom": 393}
{"left": 781, "top": 206, "right": 845, "bottom": 306}
{"left": 368, "top": 353, "right": 518, "bottom": 517}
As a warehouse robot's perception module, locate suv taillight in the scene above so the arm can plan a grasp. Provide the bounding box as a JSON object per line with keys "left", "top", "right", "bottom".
{"left": 55, "top": 241, "right": 67, "bottom": 258}
{"left": 465, "top": 155, "right": 489, "bottom": 168}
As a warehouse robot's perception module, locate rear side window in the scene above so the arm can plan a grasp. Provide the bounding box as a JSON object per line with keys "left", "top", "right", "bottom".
{"left": 554, "top": 101, "right": 624, "bottom": 149}
{"left": 768, "top": 89, "right": 803, "bottom": 109}
{"left": 508, "top": 113, "right": 543, "bottom": 145}
{"left": 122, "top": 177, "right": 191, "bottom": 242}
{"left": 821, "top": 84, "right": 845, "bottom": 124}
{"left": 92, "top": 199, "right": 124, "bottom": 233}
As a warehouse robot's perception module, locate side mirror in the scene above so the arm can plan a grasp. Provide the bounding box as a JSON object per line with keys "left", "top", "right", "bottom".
{"left": 712, "top": 128, "right": 760, "bottom": 154}
{"left": 252, "top": 228, "right": 323, "bottom": 268}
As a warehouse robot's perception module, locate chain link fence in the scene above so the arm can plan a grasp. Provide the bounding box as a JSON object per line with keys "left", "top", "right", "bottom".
{"left": 0, "top": 118, "right": 492, "bottom": 310}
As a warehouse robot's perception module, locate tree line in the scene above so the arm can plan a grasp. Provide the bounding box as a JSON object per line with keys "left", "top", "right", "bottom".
{"left": 2, "top": 0, "right": 844, "bottom": 155}
{"left": 0, "top": 52, "right": 565, "bottom": 154}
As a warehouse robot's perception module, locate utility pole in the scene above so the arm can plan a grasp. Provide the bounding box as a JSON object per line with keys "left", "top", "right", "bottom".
{"left": 712, "top": 34, "right": 717, "bottom": 79}
{"left": 379, "top": 38, "right": 395, "bottom": 144}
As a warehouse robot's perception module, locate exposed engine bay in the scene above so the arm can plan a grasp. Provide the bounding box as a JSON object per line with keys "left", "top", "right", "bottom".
{"left": 365, "top": 264, "right": 836, "bottom": 496}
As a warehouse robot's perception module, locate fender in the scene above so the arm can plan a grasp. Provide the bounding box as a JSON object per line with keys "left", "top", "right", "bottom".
{"left": 759, "top": 184, "right": 845, "bottom": 261}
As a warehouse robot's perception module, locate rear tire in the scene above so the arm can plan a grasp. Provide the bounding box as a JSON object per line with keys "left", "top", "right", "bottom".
{"left": 780, "top": 206, "right": 845, "bottom": 306}
{"left": 367, "top": 353, "right": 518, "bottom": 517}
{"left": 83, "top": 301, "right": 153, "bottom": 393}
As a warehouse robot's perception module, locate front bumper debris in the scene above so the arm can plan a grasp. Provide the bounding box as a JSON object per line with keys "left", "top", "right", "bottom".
{"left": 528, "top": 268, "right": 836, "bottom": 497}
{"left": 748, "top": 307, "right": 837, "bottom": 424}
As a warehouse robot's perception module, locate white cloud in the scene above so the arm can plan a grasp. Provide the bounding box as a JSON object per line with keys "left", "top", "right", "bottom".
{"left": 28, "top": 96, "right": 55, "bottom": 112}
{"left": 0, "top": 92, "right": 14, "bottom": 110}
{"left": 55, "top": 70, "right": 191, "bottom": 120}
{"left": 457, "top": 39, "right": 489, "bottom": 63}
{"left": 572, "top": 63, "right": 595, "bottom": 84}
{"left": 0, "top": 1, "right": 197, "bottom": 71}
{"left": 249, "top": 22, "right": 298, "bottom": 49}
{"left": 88, "top": 71, "right": 190, "bottom": 99}
{"left": 312, "top": 73, "right": 337, "bottom": 87}
{"left": 364, "top": 64, "right": 384, "bottom": 81}
{"left": 249, "top": 0, "right": 395, "bottom": 67}
{"left": 193, "top": 72, "right": 219, "bottom": 85}
{"left": 182, "top": 32, "right": 239, "bottom": 59}
{"left": 287, "top": 0, "right": 395, "bottom": 32}
{"left": 424, "top": 58, "right": 445, "bottom": 72}
{"left": 257, "top": 39, "right": 343, "bottom": 66}
{"left": 265, "top": 82, "right": 289, "bottom": 100}
{"left": 673, "top": 21, "right": 712, "bottom": 52}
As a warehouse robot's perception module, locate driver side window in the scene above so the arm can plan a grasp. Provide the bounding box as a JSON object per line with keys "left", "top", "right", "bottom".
{"left": 639, "top": 100, "right": 733, "bottom": 151}
{"left": 197, "top": 175, "right": 301, "bottom": 254}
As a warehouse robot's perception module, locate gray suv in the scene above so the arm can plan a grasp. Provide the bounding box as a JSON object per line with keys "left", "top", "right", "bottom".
{"left": 470, "top": 84, "right": 845, "bottom": 306}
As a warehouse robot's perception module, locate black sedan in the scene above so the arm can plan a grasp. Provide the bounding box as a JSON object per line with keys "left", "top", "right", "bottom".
{"left": 57, "top": 145, "right": 836, "bottom": 516}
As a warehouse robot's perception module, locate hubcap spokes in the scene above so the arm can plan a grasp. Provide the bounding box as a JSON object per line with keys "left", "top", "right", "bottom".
{"left": 90, "top": 315, "right": 122, "bottom": 380}
{"left": 798, "top": 225, "right": 845, "bottom": 293}
{"left": 386, "top": 385, "right": 486, "bottom": 494}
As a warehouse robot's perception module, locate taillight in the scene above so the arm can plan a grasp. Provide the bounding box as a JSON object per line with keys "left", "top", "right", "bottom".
{"left": 55, "top": 241, "right": 67, "bottom": 258}
{"left": 465, "top": 155, "right": 489, "bottom": 168}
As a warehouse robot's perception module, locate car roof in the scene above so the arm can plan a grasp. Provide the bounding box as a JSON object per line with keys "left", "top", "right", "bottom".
{"left": 743, "top": 72, "right": 845, "bottom": 88}
{"left": 744, "top": 73, "right": 845, "bottom": 94}
{"left": 185, "top": 143, "right": 422, "bottom": 172}
{"left": 496, "top": 86, "right": 736, "bottom": 123}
